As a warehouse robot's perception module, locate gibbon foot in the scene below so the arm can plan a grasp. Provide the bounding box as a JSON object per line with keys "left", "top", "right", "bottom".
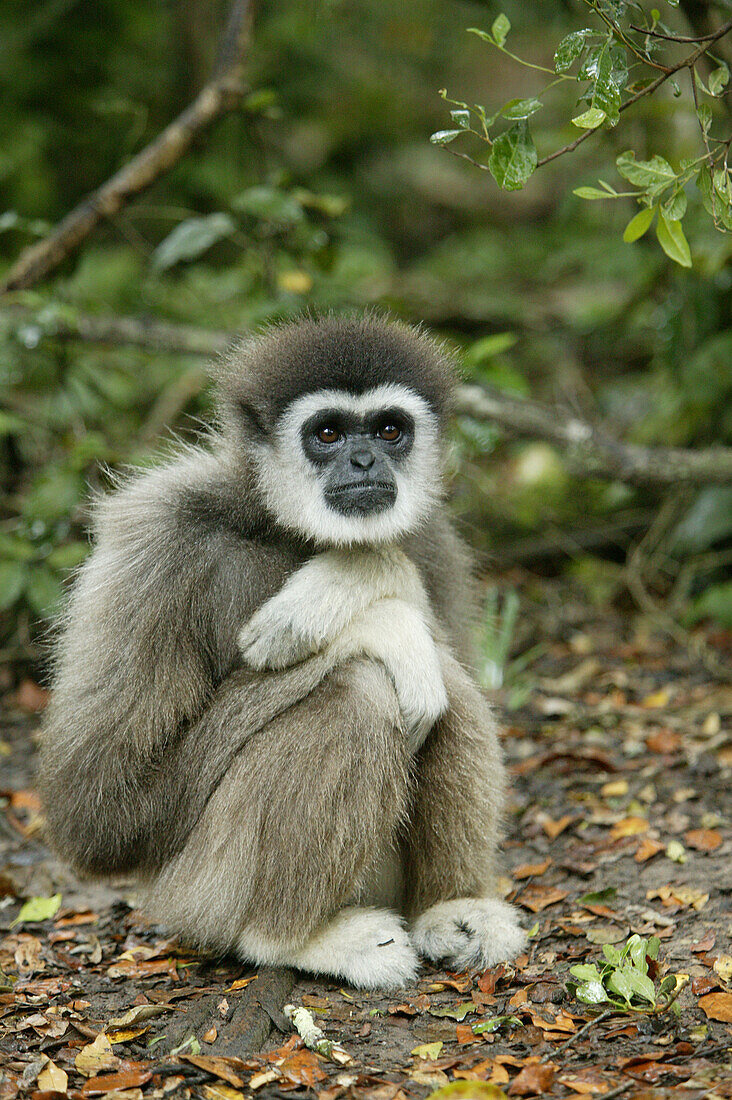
{"left": 411, "top": 897, "right": 526, "bottom": 971}
{"left": 239, "top": 907, "right": 419, "bottom": 991}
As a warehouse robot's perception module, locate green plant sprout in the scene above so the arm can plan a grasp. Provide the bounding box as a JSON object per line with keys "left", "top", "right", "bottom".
{"left": 431, "top": 2, "right": 731, "bottom": 266}
{"left": 569, "top": 933, "right": 680, "bottom": 1012}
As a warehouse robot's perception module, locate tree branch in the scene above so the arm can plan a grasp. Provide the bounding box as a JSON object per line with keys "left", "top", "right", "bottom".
{"left": 5, "top": 305, "right": 731, "bottom": 486}
{"left": 455, "top": 383, "right": 732, "bottom": 486}
{"left": 0, "top": 0, "right": 256, "bottom": 294}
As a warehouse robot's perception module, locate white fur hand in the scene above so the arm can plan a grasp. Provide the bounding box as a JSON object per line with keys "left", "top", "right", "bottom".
{"left": 238, "top": 546, "right": 431, "bottom": 671}
{"left": 411, "top": 897, "right": 526, "bottom": 970}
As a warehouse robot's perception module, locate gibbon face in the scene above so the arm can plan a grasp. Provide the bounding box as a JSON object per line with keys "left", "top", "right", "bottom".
{"left": 254, "top": 383, "right": 442, "bottom": 545}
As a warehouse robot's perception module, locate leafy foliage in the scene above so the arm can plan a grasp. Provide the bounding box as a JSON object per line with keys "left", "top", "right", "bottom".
{"left": 570, "top": 934, "right": 679, "bottom": 1011}
{"left": 432, "top": 2, "right": 732, "bottom": 265}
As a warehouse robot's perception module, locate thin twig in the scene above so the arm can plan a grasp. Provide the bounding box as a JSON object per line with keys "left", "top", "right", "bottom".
{"left": 0, "top": 0, "right": 257, "bottom": 293}
{"left": 541, "top": 1008, "right": 613, "bottom": 1062}
{"left": 629, "top": 23, "right": 727, "bottom": 44}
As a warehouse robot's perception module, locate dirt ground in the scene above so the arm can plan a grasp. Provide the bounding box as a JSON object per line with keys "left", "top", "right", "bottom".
{"left": 1, "top": 572, "right": 731, "bottom": 1100}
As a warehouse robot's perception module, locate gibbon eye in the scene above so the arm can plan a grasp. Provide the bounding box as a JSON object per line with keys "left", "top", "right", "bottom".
{"left": 317, "top": 426, "right": 341, "bottom": 444}
{"left": 378, "top": 423, "right": 402, "bottom": 442}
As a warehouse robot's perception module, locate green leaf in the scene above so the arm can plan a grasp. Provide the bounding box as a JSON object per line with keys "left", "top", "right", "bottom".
{"left": 25, "top": 564, "right": 64, "bottom": 617}
{"left": 151, "top": 213, "right": 236, "bottom": 270}
{"left": 687, "top": 582, "right": 732, "bottom": 628}
{"left": 233, "top": 186, "right": 303, "bottom": 223}
{"left": 647, "top": 937, "right": 660, "bottom": 960}
{"left": 592, "top": 42, "right": 621, "bottom": 125}
{"left": 616, "top": 152, "right": 676, "bottom": 192}
{"left": 501, "top": 98, "right": 542, "bottom": 120}
{"left": 0, "top": 534, "right": 36, "bottom": 562}
{"left": 570, "top": 964, "right": 604, "bottom": 983}
{"left": 627, "top": 935, "right": 648, "bottom": 974}
{"left": 491, "top": 14, "right": 511, "bottom": 46}
{"left": 656, "top": 213, "right": 692, "bottom": 267}
{"left": 0, "top": 561, "right": 27, "bottom": 609}
{"left": 464, "top": 333, "right": 519, "bottom": 364}
{"left": 626, "top": 969, "right": 656, "bottom": 1004}
{"left": 554, "top": 29, "right": 593, "bottom": 73}
{"left": 623, "top": 206, "right": 655, "bottom": 242}
{"left": 488, "top": 120, "right": 537, "bottom": 191}
{"left": 450, "top": 110, "right": 471, "bottom": 129}
{"left": 572, "top": 107, "right": 606, "bottom": 129}
{"left": 659, "top": 975, "right": 677, "bottom": 997}
{"left": 696, "top": 104, "right": 712, "bottom": 133}
{"left": 576, "top": 980, "right": 609, "bottom": 1004}
{"left": 574, "top": 186, "right": 613, "bottom": 199}
{"left": 662, "top": 189, "right": 687, "bottom": 221}
{"left": 708, "top": 63, "right": 729, "bottom": 96}
{"left": 12, "top": 894, "right": 62, "bottom": 926}
{"left": 579, "top": 887, "right": 618, "bottom": 905}
{"left": 473, "top": 1015, "right": 522, "bottom": 1035}
{"left": 607, "top": 969, "right": 634, "bottom": 1003}
{"left": 430, "top": 129, "right": 463, "bottom": 145}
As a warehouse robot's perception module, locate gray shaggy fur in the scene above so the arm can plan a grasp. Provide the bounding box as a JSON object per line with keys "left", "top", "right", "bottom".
{"left": 40, "top": 316, "right": 516, "bottom": 976}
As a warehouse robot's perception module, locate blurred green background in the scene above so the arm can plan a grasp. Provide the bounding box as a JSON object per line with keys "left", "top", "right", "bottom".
{"left": 1, "top": 0, "right": 730, "bottom": 670}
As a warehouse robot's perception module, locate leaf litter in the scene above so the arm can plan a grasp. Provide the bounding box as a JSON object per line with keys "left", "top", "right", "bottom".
{"left": 0, "top": 571, "right": 730, "bottom": 1098}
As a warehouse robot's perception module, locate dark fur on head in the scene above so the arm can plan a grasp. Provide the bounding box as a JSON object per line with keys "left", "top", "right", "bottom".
{"left": 216, "top": 313, "right": 458, "bottom": 439}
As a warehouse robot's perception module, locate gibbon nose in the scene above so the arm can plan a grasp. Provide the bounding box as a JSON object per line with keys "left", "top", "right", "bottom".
{"left": 350, "top": 448, "right": 376, "bottom": 470}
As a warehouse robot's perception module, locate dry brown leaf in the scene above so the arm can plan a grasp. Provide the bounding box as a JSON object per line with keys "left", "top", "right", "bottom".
{"left": 75, "top": 1034, "right": 121, "bottom": 1077}
{"left": 684, "top": 828, "right": 722, "bottom": 852}
{"left": 182, "top": 1056, "right": 245, "bottom": 1088}
{"left": 80, "top": 1069, "right": 152, "bottom": 1095}
{"left": 507, "top": 1060, "right": 557, "bottom": 1096}
{"left": 107, "top": 1004, "right": 173, "bottom": 1027}
{"left": 646, "top": 728, "right": 681, "bottom": 753}
{"left": 698, "top": 992, "right": 732, "bottom": 1022}
{"left": 540, "top": 814, "right": 575, "bottom": 840}
{"left": 512, "top": 860, "right": 552, "bottom": 880}
{"left": 634, "top": 837, "right": 664, "bottom": 863}
{"left": 37, "top": 1061, "right": 68, "bottom": 1092}
{"left": 278, "top": 1051, "right": 327, "bottom": 1087}
{"left": 517, "top": 885, "right": 568, "bottom": 913}
{"left": 225, "top": 976, "right": 257, "bottom": 992}
{"left": 203, "top": 1025, "right": 218, "bottom": 1043}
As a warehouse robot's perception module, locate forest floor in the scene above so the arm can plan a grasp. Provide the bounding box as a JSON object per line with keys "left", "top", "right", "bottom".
{"left": 1, "top": 571, "right": 731, "bottom": 1100}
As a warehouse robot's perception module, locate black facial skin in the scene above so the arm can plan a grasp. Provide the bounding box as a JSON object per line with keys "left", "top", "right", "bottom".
{"left": 301, "top": 407, "right": 415, "bottom": 516}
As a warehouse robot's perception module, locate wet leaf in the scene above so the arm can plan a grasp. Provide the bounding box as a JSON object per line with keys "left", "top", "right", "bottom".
{"left": 411, "top": 1042, "right": 443, "bottom": 1060}
{"left": 488, "top": 121, "right": 537, "bottom": 191}
{"left": 75, "top": 1034, "right": 121, "bottom": 1077}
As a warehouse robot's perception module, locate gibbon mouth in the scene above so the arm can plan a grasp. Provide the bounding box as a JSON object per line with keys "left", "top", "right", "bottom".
{"left": 325, "top": 481, "right": 397, "bottom": 515}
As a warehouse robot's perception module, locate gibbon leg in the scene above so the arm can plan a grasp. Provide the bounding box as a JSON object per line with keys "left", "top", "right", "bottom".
{"left": 405, "top": 652, "right": 526, "bottom": 968}
{"left": 144, "top": 658, "right": 419, "bottom": 989}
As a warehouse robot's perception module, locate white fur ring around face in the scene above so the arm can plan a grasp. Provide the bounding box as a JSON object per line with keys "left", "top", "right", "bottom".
{"left": 410, "top": 897, "right": 526, "bottom": 971}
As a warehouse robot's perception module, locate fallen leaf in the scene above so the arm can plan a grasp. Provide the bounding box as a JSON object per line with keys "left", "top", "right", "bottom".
{"left": 411, "top": 1042, "right": 443, "bottom": 1060}
{"left": 12, "top": 895, "right": 62, "bottom": 927}
{"left": 429, "top": 1002, "right": 476, "bottom": 1021}
{"left": 182, "top": 1055, "right": 244, "bottom": 1088}
{"left": 517, "top": 886, "right": 568, "bottom": 913}
{"left": 512, "top": 860, "right": 552, "bottom": 880}
{"left": 410, "top": 1070, "right": 450, "bottom": 1087}
{"left": 75, "top": 1034, "right": 121, "bottom": 1077}
{"left": 713, "top": 955, "right": 732, "bottom": 982}
{"left": 249, "top": 1070, "right": 278, "bottom": 1090}
{"left": 107, "top": 1004, "right": 173, "bottom": 1026}
{"left": 507, "top": 1061, "right": 556, "bottom": 1096}
{"left": 278, "top": 1051, "right": 327, "bottom": 1087}
{"left": 646, "top": 728, "right": 681, "bottom": 753}
{"left": 698, "top": 992, "right": 732, "bottom": 1022}
{"left": 37, "top": 1061, "right": 68, "bottom": 1093}
{"left": 81, "top": 1070, "right": 152, "bottom": 1095}
{"left": 105, "top": 1028, "right": 149, "bottom": 1044}
{"left": 640, "top": 690, "right": 669, "bottom": 708}
{"left": 610, "top": 817, "right": 648, "bottom": 840}
{"left": 420, "top": 1083, "right": 508, "bottom": 1100}
{"left": 201, "top": 1088, "right": 245, "bottom": 1100}
{"left": 456, "top": 1024, "right": 475, "bottom": 1044}
{"left": 635, "top": 837, "right": 664, "bottom": 863}
{"left": 225, "top": 976, "right": 257, "bottom": 992}
{"left": 203, "top": 1026, "right": 218, "bottom": 1043}
{"left": 540, "top": 814, "right": 575, "bottom": 840}
{"left": 684, "top": 828, "right": 722, "bottom": 852}
{"left": 601, "top": 780, "right": 628, "bottom": 797}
